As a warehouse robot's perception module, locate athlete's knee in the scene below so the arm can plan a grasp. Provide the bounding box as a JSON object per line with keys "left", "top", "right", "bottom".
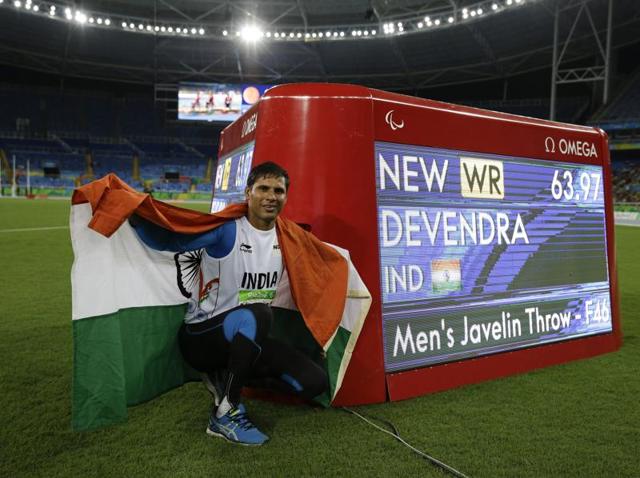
{"left": 281, "top": 365, "right": 328, "bottom": 400}
{"left": 222, "top": 304, "right": 272, "bottom": 343}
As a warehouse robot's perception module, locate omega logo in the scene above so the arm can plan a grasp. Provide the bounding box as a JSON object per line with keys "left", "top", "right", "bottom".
{"left": 241, "top": 113, "right": 258, "bottom": 138}
{"left": 544, "top": 136, "right": 597, "bottom": 158}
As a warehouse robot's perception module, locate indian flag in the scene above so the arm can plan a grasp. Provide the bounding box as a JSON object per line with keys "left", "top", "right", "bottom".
{"left": 431, "top": 259, "right": 461, "bottom": 294}
{"left": 70, "top": 175, "right": 371, "bottom": 431}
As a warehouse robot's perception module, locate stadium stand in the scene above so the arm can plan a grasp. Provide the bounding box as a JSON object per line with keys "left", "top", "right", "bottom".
{"left": 0, "top": 82, "right": 217, "bottom": 198}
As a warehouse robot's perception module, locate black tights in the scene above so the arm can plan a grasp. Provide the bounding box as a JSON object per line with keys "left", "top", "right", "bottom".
{"left": 178, "top": 303, "right": 328, "bottom": 405}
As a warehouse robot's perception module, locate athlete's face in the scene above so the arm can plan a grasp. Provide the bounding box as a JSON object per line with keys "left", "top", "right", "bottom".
{"left": 245, "top": 175, "right": 287, "bottom": 230}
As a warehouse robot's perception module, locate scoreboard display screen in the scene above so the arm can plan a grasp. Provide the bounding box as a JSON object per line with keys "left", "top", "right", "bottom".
{"left": 376, "top": 141, "right": 612, "bottom": 372}
{"left": 211, "top": 141, "right": 254, "bottom": 213}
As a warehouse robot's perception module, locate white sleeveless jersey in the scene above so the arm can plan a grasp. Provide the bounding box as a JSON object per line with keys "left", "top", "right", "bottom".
{"left": 184, "top": 216, "right": 283, "bottom": 324}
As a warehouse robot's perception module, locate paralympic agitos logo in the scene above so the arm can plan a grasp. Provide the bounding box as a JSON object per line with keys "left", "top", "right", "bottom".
{"left": 385, "top": 110, "right": 405, "bottom": 131}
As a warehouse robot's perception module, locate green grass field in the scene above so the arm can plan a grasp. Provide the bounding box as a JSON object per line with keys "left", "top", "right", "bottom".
{"left": 1, "top": 198, "right": 638, "bottom": 477}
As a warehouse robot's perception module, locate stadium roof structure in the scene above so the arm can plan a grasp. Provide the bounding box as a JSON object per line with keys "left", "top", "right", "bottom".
{"left": 0, "top": 0, "right": 638, "bottom": 91}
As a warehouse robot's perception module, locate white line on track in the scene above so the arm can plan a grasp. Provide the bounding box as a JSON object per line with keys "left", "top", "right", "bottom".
{"left": 0, "top": 225, "right": 69, "bottom": 233}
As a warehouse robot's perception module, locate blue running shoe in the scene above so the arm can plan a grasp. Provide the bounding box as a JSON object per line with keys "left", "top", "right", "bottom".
{"left": 206, "top": 404, "right": 269, "bottom": 446}
{"left": 201, "top": 370, "right": 226, "bottom": 407}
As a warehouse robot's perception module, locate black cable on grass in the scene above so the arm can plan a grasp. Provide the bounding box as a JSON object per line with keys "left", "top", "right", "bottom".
{"left": 342, "top": 407, "right": 470, "bottom": 478}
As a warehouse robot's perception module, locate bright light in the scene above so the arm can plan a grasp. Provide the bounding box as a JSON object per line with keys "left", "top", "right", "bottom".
{"left": 434, "top": 19, "right": 441, "bottom": 25}
{"left": 89, "top": 17, "right": 95, "bottom": 23}
{"left": 351, "top": 30, "right": 356, "bottom": 36}
{"left": 448, "top": 16, "right": 454, "bottom": 23}
{"left": 146, "top": 25, "right": 152, "bottom": 31}
{"left": 138, "top": 24, "right": 143, "bottom": 30}
{"left": 75, "top": 11, "right": 88, "bottom": 24}
{"left": 425, "top": 16, "right": 430, "bottom": 22}
{"left": 289, "top": 32, "right": 294, "bottom": 38}
{"left": 492, "top": 3, "right": 499, "bottom": 10}
{"left": 477, "top": 8, "right": 483, "bottom": 15}
{"left": 65, "top": 8, "right": 72, "bottom": 19}
{"left": 122, "top": 22, "right": 127, "bottom": 28}
{"left": 506, "top": 0, "right": 513, "bottom": 4}
{"left": 470, "top": 10, "right": 477, "bottom": 17}
{"left": 311, "top": 32, "right": 316, "bottom": 38}
{"left": 190, "top": 27, "right": 196, "bottom": 34}
{"left": 274, "top": 32, "right": 280, "bottom": 38}
{"left": 371, "top": 29, "right": 376, "bottom": 35}
{"left": 32, "top": 4, "right": 38, "bottom": 11}
{"left": 222, "top": 29, "right": 227, "bottom": 36}
{"left": 304, "top": 33, "right": 309, "bottom": 38}
{"left": 199, "top": 28, "right": 204, "bottom": 35}
{"left": 160, "top": 26, "right": 166, "bottom": 32}
{"left": 175, "top": 27, "right": 181, "bottom": 33}
{"left": 240, "top": 25, "right": 263, "bottom": 41}
{"left": 318, "top": 32, "right": 323, "bottom": 38}
{"left": 97, "top": 18, "right": 103, "bottom": 25}
{"left": 14, "top": 1, "right": 21, "bottom": 8}
{"left": 105, "top": 19, "right": 110, "bottom": 26}
{"left": 297, "top": 32, "right": 302, "bottom": 38}
{"left": 339, "top": 31, "right": 344, "bottom": 37}
{"left": 363, "top": 30, "right": 368, "bottom": 36}
{"left": 154, "top": 25, "right": 159, "bottom": 32}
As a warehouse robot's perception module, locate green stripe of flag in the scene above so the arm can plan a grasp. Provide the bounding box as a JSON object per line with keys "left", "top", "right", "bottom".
{"left": 72, "top": 303, "right": 197, "bottom": 431}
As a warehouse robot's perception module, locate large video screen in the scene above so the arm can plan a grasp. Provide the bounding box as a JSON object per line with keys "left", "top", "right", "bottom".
{"left": 179, "top": 83, "right": 272, "bottom": 123}
{"left": 210, "top": 141, "right": 255, "bottom": 213}
{"left": 376, "top": 142, "right": 612, "bottom": 372}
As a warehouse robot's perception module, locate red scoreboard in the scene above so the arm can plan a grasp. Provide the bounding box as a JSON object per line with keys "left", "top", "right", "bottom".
{"left": 211, "top": 83, "right": 621, "bottom": 406}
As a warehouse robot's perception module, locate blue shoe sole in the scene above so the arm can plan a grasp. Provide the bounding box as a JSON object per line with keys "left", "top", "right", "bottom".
{"left": 205, "top": 426, "right": 268, "bottom": 446}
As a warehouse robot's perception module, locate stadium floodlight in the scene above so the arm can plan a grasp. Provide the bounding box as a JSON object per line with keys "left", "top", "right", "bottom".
{"left": 448, "top": 16, "right": 454, "bottom": 23}
{"left": 434, "top": 18, "right": 441, "bottom": 25}
{"left": 318, "top": 32, "right": 323, "bottom": 37}
{"left": 296, "top": 32, "right": 302, "bottom": 38}
{"left": 25, "top": 2, "right": 31, "bottom": 10}
{"left": 137, "top": 24, "right": 143, "bottom": 30}
{"left": 289, "top": 32, "right": 294, "bottom": 38}
{"left": 190, "top": 27, "right": 196, "bottom": 34}
{"left": 154, "top": 25, "right": 159, "bottom": 32}
{"left": 470, "top": 10, "right": 477, "bottom": 17}
{"left": 274, "top": 32, "right": 280, "bottom": 38}
{"left": 129, "top": 22, "right": 135, "bottom": 29}
{"left": 222, "top": 29, "right": 227, "bottom": 36}
{"left": 340, "top": 31, "right": 345, "bottom": 37}
{"left": 75, "top": 11, "right": 87, "bottom": 24}
{"left": 105, "top": 19, "right": 110, "bottom": 26}
{"left": 32, "top": 4, "right": 38, "bottom": 11}
{"left": 240, "top": 25, "right": 263, "bottom": 42}
{"left": 311, "top": 32, "right": 316, "bottom": 38}
{"left": 64, "top": 7, "right": 72, "bottom": 19}
{"left": 89, "top": 17, "right": 94, "bottom": 23}
{"left": 121, "top": 21, "right": 127, "bottom": 28}
{"left": 199, "top": 28, "right": 204, "bottom": 35}
{"left": 97, "top": 18, "right": 103, "bottom": 25}
{"left": 14, "top": 1, "right": 21, "bottom": 8}
{"left": 477, "top": 8, "right": 483, "bottom": 15}
{"left": 506, "top": 0, "right": 513, "bottom": 4}
{"left": 492, "top": 3, "right": 499, "bottom": 10}
{"left": 146, "top": 25, "right": 152, "bottom": 31}
{"left": 160, "top": 26, "right": 166, "bottom": 32}
{"left": 371, "top": 29, "right": 376, "bottom": 35}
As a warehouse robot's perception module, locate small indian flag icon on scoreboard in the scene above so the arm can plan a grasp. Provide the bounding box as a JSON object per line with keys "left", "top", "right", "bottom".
{"left": 431, "top": 259, "right": 461, "bottom": 294}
